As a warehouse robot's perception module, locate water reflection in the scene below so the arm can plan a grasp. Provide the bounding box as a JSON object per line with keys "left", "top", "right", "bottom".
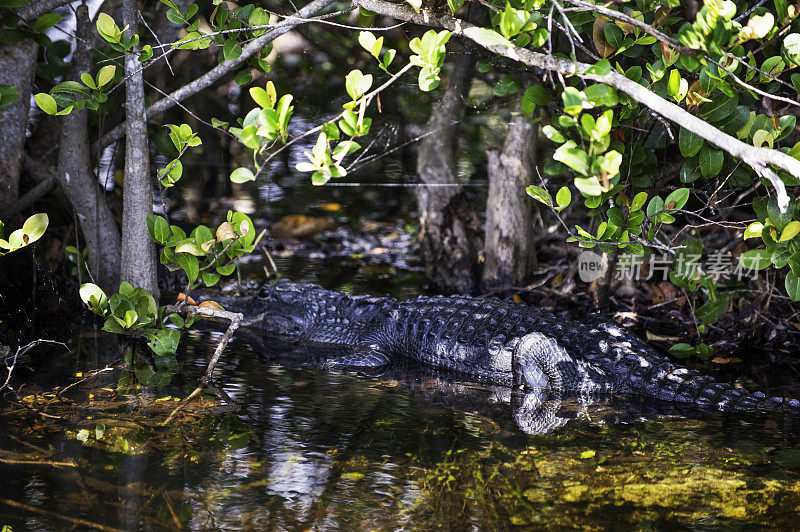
{"left": 2, "top": 329, "right": 800, "bottom": 530}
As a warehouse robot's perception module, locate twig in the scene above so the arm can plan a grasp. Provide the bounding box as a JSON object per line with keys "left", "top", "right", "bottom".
{"left": 261, "top": 244, "right": 279, "bottom": 277}
{"left": 49, "top": 366, "right": 115, "bottom": 404}
{"left": 256, "top": 62, "right": 414, "bottom": 175}
{"left": 0, "top": 498, "right": 124, "bottom": 532}
{"left": 161, "top": 304, "right": 243, "bottom": 425}
{"left": 1, "top": 340, "right": 67, "bottom": 392}
{"left": 562, "top": 0, "right": 689, "bottom": 53}
{"left": 139, "top": 10, "right": 173, "bottom": 75}
{"left": 162, "top": 385, "right": 202, "bottom": 425}
{"left": 0, "top": 457, "right": 77, "bottom": 467}
{"left": 161, "top": 487, "right": 183, "bottom": 529}
{"left": 711, "top": 57, "right": 800, "bottom": 107}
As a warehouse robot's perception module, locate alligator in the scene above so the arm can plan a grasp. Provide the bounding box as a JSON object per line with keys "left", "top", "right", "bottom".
{"left": 219, "top": 280, "right": 799, "bottom": 415}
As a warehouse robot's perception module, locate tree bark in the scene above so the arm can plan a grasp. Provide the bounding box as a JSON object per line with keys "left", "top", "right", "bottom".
{"left": 483, "top": 105, "right": 537, "bottom": 288}
{"left": 120, "top": 0, "right": 158, "bottom": 296}
{"left": 415, "top": 53, "right": 481, "bottom": 294}
{"left": 56, "top": 4, "right": 121, "bottom": 293}
{"left": 0, "top": 39, "right": 38, "bottom": 216}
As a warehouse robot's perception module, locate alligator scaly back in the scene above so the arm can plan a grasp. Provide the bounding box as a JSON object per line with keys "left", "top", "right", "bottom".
{"left": 223, "top": 282, "right": 799, "bottom": 413}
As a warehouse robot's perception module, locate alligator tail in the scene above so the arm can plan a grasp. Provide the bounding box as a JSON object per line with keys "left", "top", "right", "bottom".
{"left": 626, "top": 361, "right": 800, "bottom": 412}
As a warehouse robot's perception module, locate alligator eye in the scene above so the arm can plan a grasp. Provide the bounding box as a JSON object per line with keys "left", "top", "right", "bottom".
{"left": 278, "top": 293, "right": 300, "bottom": 303}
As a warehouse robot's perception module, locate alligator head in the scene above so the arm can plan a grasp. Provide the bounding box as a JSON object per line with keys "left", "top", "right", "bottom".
{"left": 246, "top": 280, "right": 318, "bottom": 336}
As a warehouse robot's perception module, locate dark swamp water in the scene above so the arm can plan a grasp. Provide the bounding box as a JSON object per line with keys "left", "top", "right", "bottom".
{"left": 4, "top": 114, "right": 800, "bottom": 529}
{"left": 3, "top": 329, "right": 800, "bottom": 530}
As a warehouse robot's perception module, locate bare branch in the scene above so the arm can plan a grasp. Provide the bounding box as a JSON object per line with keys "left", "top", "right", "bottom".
{"left": 161, "top": 304, "right": 243, "bottom": 425}
{"left": 17, "top": 0, "right": 75, "bottom": 22}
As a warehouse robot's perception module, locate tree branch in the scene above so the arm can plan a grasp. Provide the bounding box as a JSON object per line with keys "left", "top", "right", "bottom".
{"left": 357, "top": 0, "right": 795, "bottom": 212}
{"left": 94, "top": 0, "right": 336, "bottom": 151}
{"left": 17, "top": 0, "right": 75, "bottom": 22}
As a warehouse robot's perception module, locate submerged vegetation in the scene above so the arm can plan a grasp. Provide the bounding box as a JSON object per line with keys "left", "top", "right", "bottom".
{"left": 1, "top": 343, "right": 800, "bottom": 529}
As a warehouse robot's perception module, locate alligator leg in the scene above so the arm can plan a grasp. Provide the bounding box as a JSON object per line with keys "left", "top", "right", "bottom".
{"left": 512, "top": 332, "right": 577, "bottom": 391}
{"left": 323, "top": 341, "right": 392, "bottom": 368}
{"left": 511, "top": 390, "right": 570, "bottom": 435}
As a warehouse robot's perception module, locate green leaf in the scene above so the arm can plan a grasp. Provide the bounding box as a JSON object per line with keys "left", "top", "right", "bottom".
{"left": 526, "top": 185, "right": 552, "bottom": 207}
{"left": 631, "top": 192, "right": 648, "bottom": 211}
{"left": 667, "top": 69, "right": 687, "bottom": 102}
{"left": 33, "top": 13, "right": 62, "bottom": 32}
{"left": 202, "top": 271, "right": 221, "bottom": 287}
{"left": 585, "top": 59, "right": 612, "bottom": 75}
{"left": 760, "top": 56, "right": 785, "bottom": 82}
{"left": 739, "top": 249, "right": 772, "bottom": 270}
{"left": 21, "top": 212, "right": 48, "bottom": 243}
{"left": 217, "top": 262, "right": 236, "bottom": 276}
{"left": 604, "top": 22, "right": 623, "bottom": 49}
{"left": 102, "top": 317, "right": 126, "bottom": 334}
{"left": 678, "top": 127, "right": 703, "bottom": 157}
{"left": 249, "top": 87, "right": 271, "bottom": 108}
{"left": 222, "top": 39, "right": 242, "bottom": 61}
{"left": 168, "top": 313, "right": 185, "bottom": 328}
{"left": 574, "top": 176, "right": 604, "bottom": 196}
{"left": 595, "top": 150, "right": 622, "bottom": 177}
{"left": 146, "top": 214, "right": 170, "bottom": 244}
{"left": 230, "top": 167, "right": 255, "bottom": 183}
{"left": 584, "top": 83, "right": 618, "bottom": 107}
{"left": 118, "top": 281, "right": 134, "bottom": 297}
{"left": 0, "top": 84, "right": 19, "bottom": 108}
{"left": 174, "top": 239, "right": 206, "bottom": 256}
{"left": 787, "top": 271, "right": 800, "bottom": 300}
{"left": 542, "top": 125, "right": 565, "bottom": 143}
{"left": 79, "top": 283, "right": 108, "bottom": 314}
{"left": 556, "top": 187, "right": 572, "bottom": 211}
{"left": 561, "top": 87, "right": 588, "bottom": 115}
{"left": 462, "top": 27, "right": 512, "bottom": 48}
{"left": 523, "top": 85, "right": 549, "bottom": 105}
{"left": 785, "top": 33, "right": 800, "bottom": 66}
{"left": 698, "top": 93, "right": 738, "bottom": 123}
{"left": 96, "top": 65, "right": 116, "bottom": 87}
{"left": 744, "top": 222, "right": 764, "bottom": 239}
{"left": 553, "top": 141, "right": 589, "bottom": 176}
{"left": 96, "top": 12, "right": 117, "bottom": 38}
{"left": 779, "top": 220, "right": 800, "bottom": 242}
{"left": 358, "top": 31, "right": 379, "bottom": 57}
{"left": 695, "top": 294, "right": 730, "bottom": 324}
{"left": 698, "top": 146, "right": 723, "bottom": 178}
{"left": 752, "top": 129, "right": 774, "bottom": 149}
{"left": 669, "top": 343, "right": 694, "bottom": 358}
{"left": 664, "top": 188, "right": 690, "bottom": 210}
{"left": 175, "top": 253, "right": 199, "bottom": 283}
{"left": 158, "top": 159, "right": 183, "bottom": 187}
{"left": 235, "top": 70, "right": 252, "bottom": 86}
{"left": 446, "top": 0, "right": 464, "bottom": 13}
{"left": 34, "top": 92, "right": 57, "bottom": 115}
{"left": 139, "top": 44, "right": 153, "bottom": 62}
{"left": 148, "top": 329, "right": 180, "bottom": 357}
